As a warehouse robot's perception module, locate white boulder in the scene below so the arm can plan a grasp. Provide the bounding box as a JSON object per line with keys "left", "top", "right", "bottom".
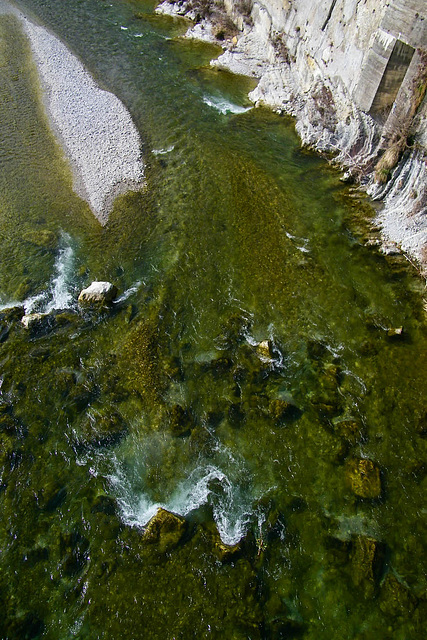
{"left": 78, "top": 281, "right": 118, "bottom": 306}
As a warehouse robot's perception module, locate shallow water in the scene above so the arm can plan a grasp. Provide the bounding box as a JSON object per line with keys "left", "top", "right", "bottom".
{"left": 0, "top": 0, "right": 426, "bottom": 638}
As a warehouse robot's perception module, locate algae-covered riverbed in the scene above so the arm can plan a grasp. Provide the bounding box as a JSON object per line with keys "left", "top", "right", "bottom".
{"left": 0, "top": 0, "right": 426, "bottom": 638}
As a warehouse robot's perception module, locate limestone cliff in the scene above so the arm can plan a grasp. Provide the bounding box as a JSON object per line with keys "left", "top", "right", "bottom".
{"left": 158, "top": 0, "right": 427, "bottom": 273}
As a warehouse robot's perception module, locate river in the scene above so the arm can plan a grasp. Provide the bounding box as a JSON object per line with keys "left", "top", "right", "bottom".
{"left": 0, "top": 0, "right": 426, "bottom": 638}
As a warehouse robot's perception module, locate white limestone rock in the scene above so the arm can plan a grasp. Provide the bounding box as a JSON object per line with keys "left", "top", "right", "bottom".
{"left": 78, "top": 282, "right": 118, "bottom": 306}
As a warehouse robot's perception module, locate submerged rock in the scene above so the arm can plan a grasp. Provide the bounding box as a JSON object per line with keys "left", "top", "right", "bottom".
{"left": 346, "top": 458, "right": 382, "bottom": 498}
{"left": 91, "top": 494, "right": 118, "bottom": 517}
{"left": 59, "top": 530, "right": 90, "bottom": 576}
{"left": 43, "top": 486, "right": 67, "bottom": 512}
{"left": 21, "top": 310, "right": 81, "bottom": 337}
{"left": 202, "top": 355, "right": 233, "bottom": 378}
{"left": 310, "top": 363, "right": 343, "bottom": 421}
{"left": 23, "top": 546, "right": 49, "bottom": 567}
{"left": 350, "top": 535, "right": 386, "bottom": 598}
{"left": 0, "top": 306, "right": 25, "bottom": 323}
{"left": 325, "top": 535, "right": 352, "bottom": 566}
{"left": 216, "top": 313, "right": 250, "bottom": 350}
{"left": 379, "top": 573, "right": 417, "bottom": 618}
{"left": 269, "top": 399, "right": 300, "bottom": 424}
{"left": 23, "top": 229, "right": 57, "bottom": 249}
{"left": 66, "top": 379, "right": 99, "bottom": 414}
{"left": 333, "top": 418, "right": 365, "bottom": 446}
{"left": 162, "top": 355, "right": 183, "bottom": 380}
{"left": 264, "top": 591, "right": 305, "bottom": 639}
{"left": 256, "top": 339, "right": 273, "bottom": 361}
{"left": 386, "top": 326, "right": 404, "bottom": 340}
{"left": 78, "top": 281, "right": 118, "bottom": 306}
{"left": 0, "top": 413, "right": 19, "bottom": 435}
{"left": 54, "top": 310, "right": 81, "bottom": 327}
{"left": 168, "top": 404, "right": 193, "bottom": 436}
{"left": 3, "top": 612, "right": 45, "bottom": 640}
{"left": 78, "top": 410, "right": 127, "bottom": 448}
{"left": 143, "top": 507, "right": 187, "bottom": 553}
{"left": 214, "top": 539, "right": 242, "bottom": 563}
{"left": 307, "top": 338, "right": 328, "bottom": 361}
{"left": 227, "top": 401, "right": 245, "bottom": 427}
{"left": 416, "top": 411, "right": 427, "bottom": 437}
{"left": 0, "top": 432, "right": 15, "bottom": 467}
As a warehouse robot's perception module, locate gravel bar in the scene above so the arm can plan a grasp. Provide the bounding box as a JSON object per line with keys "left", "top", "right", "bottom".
{"left": 20, "top": 15, "right": 145, "bottom": 223}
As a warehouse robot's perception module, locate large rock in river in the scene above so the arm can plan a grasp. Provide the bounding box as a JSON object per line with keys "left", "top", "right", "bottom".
{"left": 143, "top": 507, "right": 187, "bottom": 553}
{"left": 21, "top": 313, "right": 53, "bottom": 335}
{"left": 78, "top": 281, "right": 118, "bottom": 306}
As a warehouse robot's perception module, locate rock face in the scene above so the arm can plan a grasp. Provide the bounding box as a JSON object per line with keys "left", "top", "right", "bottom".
{"left": 78, "top": 281, "right": 118, "bottom": 306}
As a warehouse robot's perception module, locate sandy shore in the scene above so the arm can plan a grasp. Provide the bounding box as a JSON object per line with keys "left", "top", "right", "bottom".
{"left": 15, "top": 10, "right": 145, "bottom": 224}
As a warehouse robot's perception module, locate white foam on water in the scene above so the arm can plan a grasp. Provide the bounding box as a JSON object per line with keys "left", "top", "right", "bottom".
{"left": 203, "top": 95, "right": 252, "bottom": 115}
{"left": 24, "top": 233, "right": 77, "bottom": 314}
{"left": 152, "top": 145, "right": 175, "bottom": 156}
{"left": 108, "top": 451, "right": 255, "bottom": 545}
{"left": 285, "top": 231, "right": 310, "bottom": 253}
{"left": 0, "top": 300, "right": 22, "bottom": 311}
{"left": 45, "top": 245, "right": 75, "bottom": 312}
{"left": 170, "top": 464, "right": 253, "bottom": 545}
{"left": 24, "top": 291, "right": 48, "bottom": 315}
{"left": 114, "top": 281, "right": 142, "bottom": 304}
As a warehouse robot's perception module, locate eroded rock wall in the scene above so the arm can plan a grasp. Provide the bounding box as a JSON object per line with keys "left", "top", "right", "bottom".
{"left": 213, "top": 0, "right": 427, "bottom": 271}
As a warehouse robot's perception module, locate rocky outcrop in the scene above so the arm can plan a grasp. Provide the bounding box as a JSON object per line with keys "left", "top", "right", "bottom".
{"left": 157, "top": 0, "right": 427, "bottom": 274}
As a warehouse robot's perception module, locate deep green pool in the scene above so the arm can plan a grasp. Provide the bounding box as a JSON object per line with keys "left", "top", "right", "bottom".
{"left": 0, "top": 0, "right": 426, "bottom": 638}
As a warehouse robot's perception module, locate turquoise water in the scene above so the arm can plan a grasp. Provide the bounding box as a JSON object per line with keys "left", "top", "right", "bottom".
{"left": 0, "top": 0, "right": 426, "bottom": 638}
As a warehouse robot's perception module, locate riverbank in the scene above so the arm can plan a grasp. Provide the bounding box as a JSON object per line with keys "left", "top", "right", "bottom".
{"left": 3, "top": 1, "right": 145, "bottom": 224}
{"left": 157, "top": 0, "right": 427, "bottom": 277}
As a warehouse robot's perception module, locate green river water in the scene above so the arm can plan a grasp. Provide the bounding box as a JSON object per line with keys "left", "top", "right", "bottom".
{"left": 0, "top": 0, "right": 426, "bottom": 638}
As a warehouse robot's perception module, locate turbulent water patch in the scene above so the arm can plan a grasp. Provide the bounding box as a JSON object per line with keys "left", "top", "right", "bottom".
{"left": 109, "top": 447, "right": 256, "bottom": 545}
{"left": 23, "top": 233, "right": 77, "bottom": 314}
{"left": 203, "top": 94, "right": 252, "bottom": 115}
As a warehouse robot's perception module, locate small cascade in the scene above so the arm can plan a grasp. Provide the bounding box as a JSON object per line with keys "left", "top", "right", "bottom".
{"left": 108, "top": 446, "right": 257, "bottom": 545}
{"left": 24, "top": 232, "right": 77, "bottom": 314}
